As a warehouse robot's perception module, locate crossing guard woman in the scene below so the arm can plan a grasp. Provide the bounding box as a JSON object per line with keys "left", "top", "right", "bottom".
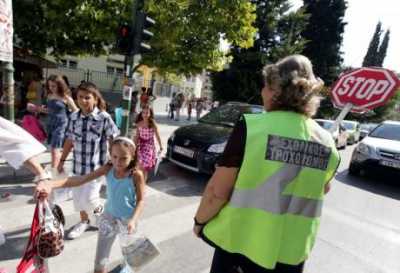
{"left": 194, "top": 55, "right": 340, "bottom": 273}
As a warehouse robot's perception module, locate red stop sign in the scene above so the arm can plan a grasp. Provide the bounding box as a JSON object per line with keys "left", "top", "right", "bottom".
{"left": 331, "top": 67, "right": 400, "bottom": 113}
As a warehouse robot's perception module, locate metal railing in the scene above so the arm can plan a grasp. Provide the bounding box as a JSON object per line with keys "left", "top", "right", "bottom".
{"left": 44, "top": 66, "right": 181, "bottom": 98}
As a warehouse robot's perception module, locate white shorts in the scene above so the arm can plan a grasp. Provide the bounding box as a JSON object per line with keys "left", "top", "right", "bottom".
{"left": 0, "top": 117, "right": 46, "bottom": 169}
{"left": 72, "top": 177, "right": 103, "bottom": 212}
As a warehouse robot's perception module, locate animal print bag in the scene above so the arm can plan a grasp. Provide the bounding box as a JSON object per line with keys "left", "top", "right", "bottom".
{"left": 37, "top": 200, "right": 64, "bottom": 258}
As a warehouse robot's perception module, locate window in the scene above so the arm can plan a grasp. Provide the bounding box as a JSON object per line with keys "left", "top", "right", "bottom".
{"left": 107, "top": 66, "right": 115, "bottom": 74}
{"left": 69, "top": 60, "right": 78, "bottom": 69}
{"left": 60, "top": 59, "right": 67, "bottom": 67}
{"left": 116, "top": 68, "right": 124, "bottom": 75}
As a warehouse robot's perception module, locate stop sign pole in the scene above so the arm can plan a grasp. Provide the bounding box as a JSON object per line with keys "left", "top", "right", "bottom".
{"left": 329, "top": 67, "right": 400, "bottom": 133}
{"left": 329, "top": 103, "right": 353, "bottom": 133}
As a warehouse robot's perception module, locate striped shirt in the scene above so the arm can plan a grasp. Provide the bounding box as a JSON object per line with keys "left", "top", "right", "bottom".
{"left": 66, "top": 107, "right": 119, "bottom": 175}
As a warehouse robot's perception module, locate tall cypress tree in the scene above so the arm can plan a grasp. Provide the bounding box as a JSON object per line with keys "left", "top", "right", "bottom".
{"left": 212, "top": 0, "right": 309, "bottom": 104}
{"left": 376, "top": 29, "right": 390, "bottom": 67}
{"left": 301, "top": 0, "right": 347, "bottom": 86}
{"left": 362, "top": 22, "right": 382, "bottom": 67}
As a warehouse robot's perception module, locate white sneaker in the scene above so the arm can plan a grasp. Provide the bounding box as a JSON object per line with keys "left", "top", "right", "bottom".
{"left": 68, "top": 221, "right": 90, "bottom": 239}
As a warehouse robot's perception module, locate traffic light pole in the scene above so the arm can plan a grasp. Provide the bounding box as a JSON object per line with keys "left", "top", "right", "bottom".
{"left": 120, "top": 0, "right": 142, "bottom": 136}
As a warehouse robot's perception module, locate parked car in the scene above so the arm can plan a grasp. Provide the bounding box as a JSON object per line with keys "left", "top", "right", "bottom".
{"left": 359, "top": 123, "right": 378, "bottom": 140}
{"left": 315, "top": 119, "right": 348, "bottom": 149}
{"left": 167, "top": 102, "right": 264, "bottom": 174}
{"left": 342, "top": 120, "right": 361, "bottom": 144}
{"left": 349, "top": 121, "right": 400, "bottom": 176}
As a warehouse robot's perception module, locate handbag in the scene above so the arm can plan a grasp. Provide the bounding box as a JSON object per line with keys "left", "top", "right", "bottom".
{"left": 37, "top": 200, "right": 64, "bottom": 259}
{"left": 16, "top": 203, "right": 47, "bottom": 273}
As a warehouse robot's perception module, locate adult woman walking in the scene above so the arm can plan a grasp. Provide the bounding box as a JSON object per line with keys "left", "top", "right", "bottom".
{"left": 45, "top": 75, "right": 78, "bottom": 169}
{"left": 193, "top": 55, "right": 340, "bottom": 273}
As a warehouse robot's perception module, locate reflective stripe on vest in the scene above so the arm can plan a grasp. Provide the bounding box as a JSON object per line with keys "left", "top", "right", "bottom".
{"left": 230, "top": 164, "right": 322, "bottom": 218}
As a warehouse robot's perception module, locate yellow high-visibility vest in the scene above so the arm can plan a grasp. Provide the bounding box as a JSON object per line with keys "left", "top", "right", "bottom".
{"left": 203, "top": 111, "right": 340, "bottom": 269}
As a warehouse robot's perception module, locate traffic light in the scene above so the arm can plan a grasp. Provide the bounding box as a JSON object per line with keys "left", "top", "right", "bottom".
{"left": 132, "top": 11, "right": 155, "bottom": 54}
{"left": 116, "top": 24, "right": 132, "bottom": 54}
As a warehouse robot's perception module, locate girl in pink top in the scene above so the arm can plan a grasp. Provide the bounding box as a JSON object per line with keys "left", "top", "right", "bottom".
{"left": 134, "top": 106, "right": 163, "bottom": 182}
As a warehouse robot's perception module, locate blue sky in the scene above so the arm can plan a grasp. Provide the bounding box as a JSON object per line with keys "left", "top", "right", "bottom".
{"left": 291, "top": 0, "right": 399, "bottom": 71}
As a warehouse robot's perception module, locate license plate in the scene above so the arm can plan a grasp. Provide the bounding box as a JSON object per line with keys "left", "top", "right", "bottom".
{"left": 380, "top": 160, "right": 400, "bottom": 169}
{"left": 173, "top": 146, "right": 195, "bottom": 158}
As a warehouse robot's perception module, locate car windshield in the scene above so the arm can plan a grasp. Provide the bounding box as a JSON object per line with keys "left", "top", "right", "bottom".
{"left": 369, "top": 124, "right": 400, "bottom": 141}
{"left": 316, "top": 120, "right": 333, "bottom": 130}
{"left": 343, "top": 121, "right": 356, "bottom": 130}
{"left": 199, "top": 104, "right": 263, "bottom": 127}
{"left": 361, "top": 123, "right": 378, "bottom": 131}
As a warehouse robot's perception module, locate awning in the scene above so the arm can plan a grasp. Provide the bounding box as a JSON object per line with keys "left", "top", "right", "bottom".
{"left": 13, "top": 47, "right": 57, "bottom": 68}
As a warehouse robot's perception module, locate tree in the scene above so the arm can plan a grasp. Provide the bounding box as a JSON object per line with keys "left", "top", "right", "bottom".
{"left": 376, "top": 29, "right": 390, "bottom": 67}
{"left": 362, "top": 22, "right": 382, "bottom": 67}
{"left": 144, "top": 1, "right": 257, "bottom": 74}
{"left": 13, "top": 0, "right": 132, "bottom": 57}
{"left": 212, "top": 0, "right": 309, "bottom": 104}
{"left": 301, "top": 0, "right": 347, "bottom": 86}
{"left": 13, "top": 0, "right": 257, "bottom": 75}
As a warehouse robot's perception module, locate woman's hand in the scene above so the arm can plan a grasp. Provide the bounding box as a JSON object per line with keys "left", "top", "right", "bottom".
{"left": 35, "top": 181, "right": 52, "bottom": 200}
{"left": 127, "top": 219, "right": 137, "bottom": 234}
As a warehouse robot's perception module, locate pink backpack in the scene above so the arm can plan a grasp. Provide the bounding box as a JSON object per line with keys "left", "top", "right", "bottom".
{"left": 21, "top": 115, "right": 47, "bottom": 143}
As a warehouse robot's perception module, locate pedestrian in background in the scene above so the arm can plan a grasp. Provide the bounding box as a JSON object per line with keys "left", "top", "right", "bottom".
{"left": 35, "top": 137, "right": 145, "bottom": 273}
{"left": 139, "top": 87, "right": 149, "bottom": 109}
{"left": 58, "top": 82, "right": 119, "bottom": 239}
{"left": 147, "top": 87, "right": 156, "bottom": 108}
{"left": 193, "top": 54, "right": 340, "bottom": 273}
{"left": 130, "top": 90, "right": 139, "bottom": 119}
{"left": 134, "top": 106, "right": 163, "bottom": 183}
{"left": 195, "top": 98, "right": 204, "bottom": 121}
{"left": 186, "top": 96, "right": 194, "bottom": 121}
{"left": 168, "top": 93, "right": 176, "bottom": 120}
{"left": 45, "top": 75, "right": 78, "bottom": 170}
{"left": 175, "top": 93, "right": 185, "bottom": 121}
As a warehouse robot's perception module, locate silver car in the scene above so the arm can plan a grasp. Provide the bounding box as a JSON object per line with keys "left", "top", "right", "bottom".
{"left": 349, "top": 121, "right": 400, "bottom": 175}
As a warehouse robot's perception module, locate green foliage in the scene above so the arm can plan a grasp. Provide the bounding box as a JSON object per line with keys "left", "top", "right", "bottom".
{"left": 367, "top": 91, "right": 400, "bottom": 122}
{"left": 301, "top": 0, "right": 347, "bottom": 86}
{"left": 13, "top": 0, "right": 257, "bottom": 75}
{"left": 362, "top": 22, "right": 383, "bottom": 67}
{"left": 376, "top": 30, "right": 390, "bottom": 67}
{"left": 144, "top": 0, "right": 257, "bottom": 75}
{"left": 212, "top": 0, "right": 309, "bottom": 104}
{"left": 14, "top": 0, "right": 132, "bottom": 57}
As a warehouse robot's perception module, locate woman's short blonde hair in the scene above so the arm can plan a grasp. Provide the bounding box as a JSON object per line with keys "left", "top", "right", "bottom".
{"left": 262, "top": 54, "right": 324, "bottom": 117}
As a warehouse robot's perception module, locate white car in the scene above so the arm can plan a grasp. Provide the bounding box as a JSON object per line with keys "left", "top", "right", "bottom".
{"left": 315, "top": 119, "right": 348, "bottom": 149}
{"left": 349, "top": 121, "right": 400, "bottom": 175}
{"left": 343, "top": 120, "right": 361, "bottom": 144}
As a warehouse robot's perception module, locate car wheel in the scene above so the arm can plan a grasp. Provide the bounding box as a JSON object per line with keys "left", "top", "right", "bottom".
{"left": 348, "top": 162, "right": 361, "bottom": 176}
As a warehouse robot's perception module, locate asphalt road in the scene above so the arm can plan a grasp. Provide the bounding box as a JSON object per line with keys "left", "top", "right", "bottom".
{"left": 1, "top": 119, "right": 400, "bottom": 273}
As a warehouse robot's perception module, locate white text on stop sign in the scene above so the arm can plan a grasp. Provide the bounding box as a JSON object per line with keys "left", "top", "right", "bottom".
{"left": 337, "top": 76, "right": 390, "bottom": 100}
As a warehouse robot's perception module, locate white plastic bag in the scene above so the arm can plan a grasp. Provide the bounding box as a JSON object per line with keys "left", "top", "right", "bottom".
{"left": 46, "top": 166, "right": 73, "bottom": 204}
{"left": 118, "top": 221, "right": 160, "bottom": 270}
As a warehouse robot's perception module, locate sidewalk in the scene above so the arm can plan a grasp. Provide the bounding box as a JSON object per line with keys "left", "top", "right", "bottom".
{"left": 0, "top": 110, "right": 201, "bottom": 183}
